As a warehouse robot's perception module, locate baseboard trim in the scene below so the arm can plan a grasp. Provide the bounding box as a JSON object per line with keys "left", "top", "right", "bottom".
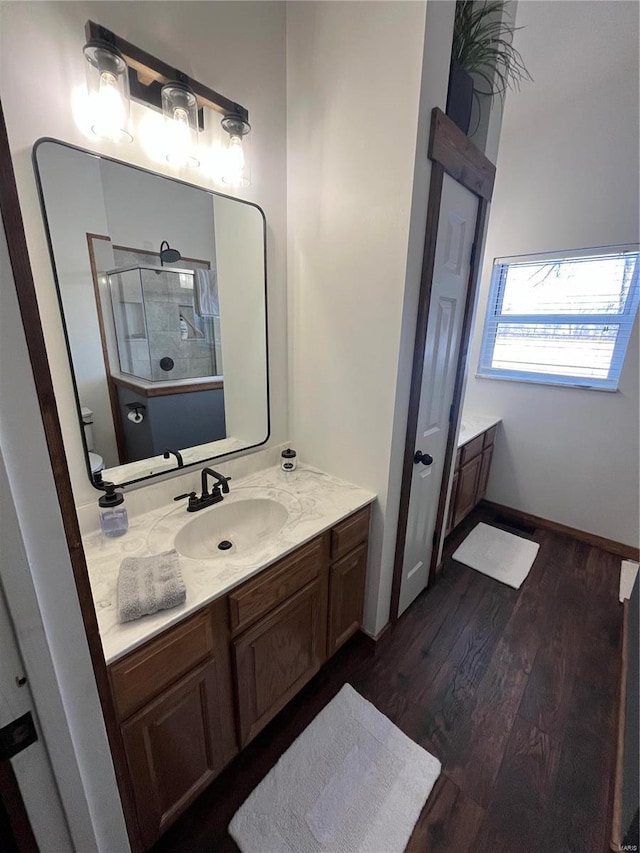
{"left": 359, "top": 623, "right": 392, "bottom": 656}
{"left": 481, "top": 500, "right": 640, "bottom": 561}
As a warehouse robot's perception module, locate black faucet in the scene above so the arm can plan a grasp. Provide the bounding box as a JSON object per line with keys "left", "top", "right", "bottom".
{"left": 201, "top": 467, "right": 231, "bottom": 497}
{"left": 174, "top": 467, "right": 231, "bottom": 512}
{"left": 163, "top": 448, "right": 184, "bottom": 469}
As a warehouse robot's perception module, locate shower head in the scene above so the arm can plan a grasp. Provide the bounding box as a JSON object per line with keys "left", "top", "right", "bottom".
{"left": 159, "top": 241, "right": 182, "bottom": 265}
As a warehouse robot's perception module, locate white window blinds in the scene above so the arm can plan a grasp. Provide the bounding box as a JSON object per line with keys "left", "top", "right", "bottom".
{"left": 478, "top": 246, "right": 640, "bottom": 390}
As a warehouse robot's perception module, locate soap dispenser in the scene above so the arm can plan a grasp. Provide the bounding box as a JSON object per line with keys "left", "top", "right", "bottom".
{"left": 98, "top": 482, "right": 128, "bottom": 538}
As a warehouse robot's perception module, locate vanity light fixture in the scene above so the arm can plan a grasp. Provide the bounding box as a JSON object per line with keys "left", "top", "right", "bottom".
{"left": 82, "top": 37, "right": 132, "bottom": 143}
{"left": 221, "top": 115, "right": 251, "bottom": 187}
{"left": 82, "top": 22, "right": 251, "bottom": 183}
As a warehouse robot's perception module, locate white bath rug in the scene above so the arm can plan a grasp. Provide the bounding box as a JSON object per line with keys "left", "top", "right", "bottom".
{"left": 453, "top": 521, "right": 539, "bottom": 589}
{"left": 229, "top": 683, "right": 441, "bottom": 853}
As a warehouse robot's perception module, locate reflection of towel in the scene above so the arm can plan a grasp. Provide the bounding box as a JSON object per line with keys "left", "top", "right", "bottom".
{"left": 194, "top": 269, "right": 219, "bottom": 317}
{"left": 117, "top": 549, "right": 186, "bottom": 623}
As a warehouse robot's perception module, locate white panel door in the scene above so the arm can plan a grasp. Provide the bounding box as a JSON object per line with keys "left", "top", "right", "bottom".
{"left": 398, "top": 173, "right": 478, "bottom": 616}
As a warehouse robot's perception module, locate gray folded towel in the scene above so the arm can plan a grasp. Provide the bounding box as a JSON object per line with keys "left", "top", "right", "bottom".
{"left": 117, "top": 549, "right": 186, "bottom": 623}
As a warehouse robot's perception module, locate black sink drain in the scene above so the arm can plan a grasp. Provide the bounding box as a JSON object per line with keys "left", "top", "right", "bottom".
{"left": 217, "top": 540, "right": 233, "bottom": 551}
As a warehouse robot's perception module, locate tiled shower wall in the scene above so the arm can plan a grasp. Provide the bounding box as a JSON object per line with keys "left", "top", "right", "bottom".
{"left": 112, "top": 247, "right": 222, "bottom": 382}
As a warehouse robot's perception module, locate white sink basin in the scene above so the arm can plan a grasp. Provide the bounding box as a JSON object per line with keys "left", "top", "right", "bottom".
{"left": 173, "top": 498, "right": 289, "bottom": 560}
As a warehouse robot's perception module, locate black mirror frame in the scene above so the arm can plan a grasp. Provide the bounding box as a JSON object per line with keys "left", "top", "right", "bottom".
{"left": 32, "top": 137, "right": 270, "bottom": 491}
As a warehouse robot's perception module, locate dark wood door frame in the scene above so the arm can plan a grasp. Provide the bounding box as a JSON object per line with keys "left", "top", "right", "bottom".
{"left": 0, "top": 761, "right": 38, "bottom": 853}
{"left": 0, "top": 102, "right": 144, "bottom": 851}
{"left": 389, "top": 108, "right": 495, "bottom": 623}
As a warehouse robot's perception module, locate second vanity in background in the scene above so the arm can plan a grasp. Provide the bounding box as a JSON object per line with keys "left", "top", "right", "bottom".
{"left": 83, "top": 460, "right": 374, "bottom": 848}
{"left": 446, "top": 414, "right": 501, "bottom": 536}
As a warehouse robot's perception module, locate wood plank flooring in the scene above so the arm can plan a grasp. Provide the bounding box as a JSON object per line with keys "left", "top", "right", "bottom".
{"left": 151, "top": 503, "right": 622, "bottom": 853}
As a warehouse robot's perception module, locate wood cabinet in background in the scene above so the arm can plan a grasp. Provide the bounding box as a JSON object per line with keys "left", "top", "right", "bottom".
{"left": 446, "top": 424, "right": 497, "bottom": 536}
{"left": 108, "top": 505, "right": 371, "bottom": 849}
{"left": 476, "top": 444, "right": 494, "bottom": 503}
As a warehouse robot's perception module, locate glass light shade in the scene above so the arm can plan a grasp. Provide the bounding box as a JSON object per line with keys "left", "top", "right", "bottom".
{"left": 83, "top": 40, "right": 132, "bottom": 143}
{"left": 221, "top": 115, "right": 251, "bottom": 187}
{"left": 161, "top": 82, "right": 199, "bottom": 168}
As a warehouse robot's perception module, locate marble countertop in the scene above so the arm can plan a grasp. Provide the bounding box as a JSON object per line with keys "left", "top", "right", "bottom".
{"left": 457, "top": 413, "right": 502, "bottom": 448}
{"left": 83, "top": 464, "right": 376, "bottom": 665}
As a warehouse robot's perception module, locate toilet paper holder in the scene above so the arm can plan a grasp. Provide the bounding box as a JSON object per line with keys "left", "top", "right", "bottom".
{"left": 125, "top": 402, "right": 146, "bottom": 424}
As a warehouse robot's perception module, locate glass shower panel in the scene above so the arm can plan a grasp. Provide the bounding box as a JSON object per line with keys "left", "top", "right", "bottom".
{"left": 108, "top": 267, "right": 152, "bottom": 380}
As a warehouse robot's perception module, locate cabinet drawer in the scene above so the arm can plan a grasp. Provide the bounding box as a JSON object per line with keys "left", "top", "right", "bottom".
{"left": 454, "top": 447, "right": 463, "bottom": 471}
{"left": 461, "top": 434, "right": 484, "bottom": 465}
{"left": 110, "top": 611, "right": 213, "bottom": 721}
{"left": 484, "top": 425, "right": 497, "bottom": 448}
{"left": 228, "top": 535, "right": 327, "bottom": 636}
{"left": 331, "top": 507, "right": 371, "bottom": 561}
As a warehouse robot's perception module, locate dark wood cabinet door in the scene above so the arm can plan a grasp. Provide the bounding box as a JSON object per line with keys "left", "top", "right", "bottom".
{"left": 328, "top": 543, "right": 367, "bottom": 656}
{"left": 121, "top": 658, "right": 236, "bottom": 849}
{"left": 476, "top": 444, "right": 494, "bottom": 503}
{"left": 446, "top": 470, "right": 459, "bottom": 536}
{"left": 233, "top": 579, "right": 325, "bottom": 747}
{"left": 453, "top": 454, "right": 482, "bottom": 528}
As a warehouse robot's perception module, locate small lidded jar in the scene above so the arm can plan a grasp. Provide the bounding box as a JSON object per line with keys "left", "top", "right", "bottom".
{"left": 281, "top": 448, "right": 297, "bottom": 472}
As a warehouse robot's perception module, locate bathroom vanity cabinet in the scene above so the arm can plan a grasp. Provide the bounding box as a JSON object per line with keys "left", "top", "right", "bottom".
{"left": 446, "top": 424, "right": 497, "bottom": 536}
{"left": 108, "top": 505, "right": 370, "bottom": 848}
{"left": 109, "top": 600, "right": 237, "bottom": 849}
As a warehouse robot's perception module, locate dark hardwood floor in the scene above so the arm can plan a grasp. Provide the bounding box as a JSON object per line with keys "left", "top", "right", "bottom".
{"left": 151, "top": 503, "right": 622, "bottom": 853}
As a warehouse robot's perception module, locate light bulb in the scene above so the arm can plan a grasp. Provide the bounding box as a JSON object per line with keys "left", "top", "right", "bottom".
{"left": 221, "top": 115, "right": 250, "bottom": 187}
{"left": 161, "top": 82, "right": 199, "bottom": 168}
{"left": 92, "top": 71, "right": 125, "bottom": 142}
{"left": 224, "top": 135, "right": 245, "bottom": 186}
{"left": 166, "top": 107, "right": 192, "bottom": 166}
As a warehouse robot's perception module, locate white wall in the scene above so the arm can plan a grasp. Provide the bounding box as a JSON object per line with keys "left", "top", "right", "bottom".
{"left": 287, "top": 0, "right": 456, "bottom": 635}
{"left": 0, "top": 0, "right": 288, "bottom": 509}
{"left": 463, "top": 0, "right": 640, "bottom": 547}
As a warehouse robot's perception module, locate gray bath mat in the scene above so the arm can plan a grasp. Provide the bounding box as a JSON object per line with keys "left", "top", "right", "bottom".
{"left": 229, "top": 683, "right": 441, "bottom": 853}
{"left": 453, "top": 521, "right": 539, "bottom": 588}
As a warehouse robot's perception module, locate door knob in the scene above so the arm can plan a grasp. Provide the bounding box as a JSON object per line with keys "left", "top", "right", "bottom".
{"left": 414, "top": 450, "right": 433, "bottom": 466}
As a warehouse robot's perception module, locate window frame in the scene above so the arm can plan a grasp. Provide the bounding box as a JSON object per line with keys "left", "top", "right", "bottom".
{"left": 477, "top": 245, "right": 640, "bottom": 391}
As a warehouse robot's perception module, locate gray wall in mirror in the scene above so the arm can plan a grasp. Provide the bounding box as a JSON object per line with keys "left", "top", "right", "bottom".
{"left": 34, "top": 140, "right": 269, "bottom": 488}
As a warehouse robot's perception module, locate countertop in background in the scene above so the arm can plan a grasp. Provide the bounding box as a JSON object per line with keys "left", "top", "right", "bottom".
{"left": 457, "top": 413, "right": 502, "bottom": 448}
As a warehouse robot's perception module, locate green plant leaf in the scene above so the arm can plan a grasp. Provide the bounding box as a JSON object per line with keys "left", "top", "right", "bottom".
{"left": 452, "top": 0, "right": 533, "bottom": 98}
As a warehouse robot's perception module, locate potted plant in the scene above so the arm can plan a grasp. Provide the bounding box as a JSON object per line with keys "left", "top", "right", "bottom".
{"left": 447, "top": 0, "right": 532, "bottom": 135}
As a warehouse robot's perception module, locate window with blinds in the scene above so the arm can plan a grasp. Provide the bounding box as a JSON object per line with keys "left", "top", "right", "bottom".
{"left": 478, "top": 246, "right": 640, "bottom": 390}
